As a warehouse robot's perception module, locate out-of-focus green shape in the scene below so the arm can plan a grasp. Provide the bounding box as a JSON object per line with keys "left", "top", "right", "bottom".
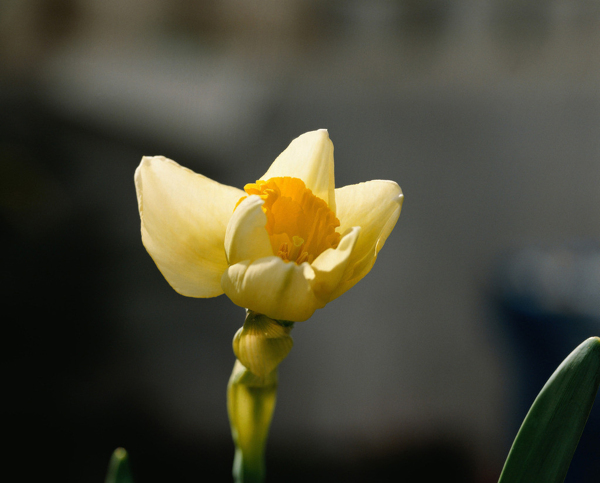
{"left": 498, "top": 336, "right": 600, "bottom": 483}
{"left": 105, "top": 447, "right": 134, "bottom": 483}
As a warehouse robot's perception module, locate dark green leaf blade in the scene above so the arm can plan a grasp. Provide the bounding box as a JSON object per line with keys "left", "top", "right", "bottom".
{"left": 105, "top": 447, "right": 134, "bottom": 483}
{"left": 498, "top": 336, "right": 600, "bottom": 483}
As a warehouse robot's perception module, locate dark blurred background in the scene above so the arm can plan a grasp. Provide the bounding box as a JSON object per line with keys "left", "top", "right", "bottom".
{"left": 2, "top": 1, "right": 600, "bottom": 482}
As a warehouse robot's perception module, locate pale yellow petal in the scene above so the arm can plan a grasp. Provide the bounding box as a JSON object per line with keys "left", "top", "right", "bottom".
{"left": 224, "top": 195, "right": 273, "bottom": 266}
{"left": 309, "top": 227, "right": 360, "bottom": 301}
{"left": 260, "top": 129, "right": 336, "bottom": 212}
{"left": 135, "top": 156, "right": 244, "bottom": 297}
{"left": 221, "top": 257, "right": 324, "bottom": 322}
{"left": 332, "top": 180, "right": 403, "bottom": 299}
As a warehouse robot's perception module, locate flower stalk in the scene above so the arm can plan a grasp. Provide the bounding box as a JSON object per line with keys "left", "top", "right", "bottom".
{"left": 227, "top": 311, "right": 294, "bottom": 483}
{"left": 228, "top": 360, "right": 278, "bottom": 483}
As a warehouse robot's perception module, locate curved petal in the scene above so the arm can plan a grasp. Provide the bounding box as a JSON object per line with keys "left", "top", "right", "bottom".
{"left": 260, "top": 130, "right": 336, "bottom": 212}
{"left": 135, "top": 156, "right": 244, "bottom": 297}
{"left": 221, "top": 257, "right": 324, "bottom": 322}
{"left": 224, "top": 195, "right": 273, "bottom": 266}
{"left": 331, "top": 180, "right": 403, "bottom": 299}
{"left": 310, "top": 227, "right": 360, "bottom": 302}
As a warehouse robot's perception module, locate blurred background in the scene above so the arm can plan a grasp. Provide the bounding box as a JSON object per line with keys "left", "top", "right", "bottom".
{"left": 2, "top": 1, "right": 600, "bottom": 481}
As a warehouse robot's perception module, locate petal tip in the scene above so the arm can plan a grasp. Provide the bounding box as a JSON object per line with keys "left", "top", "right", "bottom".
{"left": 137, "top": 156, "right": 172, "bottom": 178}
{"left": 397, "top": 191, "right": 404, "bottom": 207}
{"left": 298, "top": 129, "right": 331, "bottom": 143}
{"left": 139, "top": 155, "right": 162, "bottom": 165}
{"left": 316, "top": 129, "right": 330, "bottom": 141}
{"left": 384, "top": 181, "right": 404, "bottom": 207}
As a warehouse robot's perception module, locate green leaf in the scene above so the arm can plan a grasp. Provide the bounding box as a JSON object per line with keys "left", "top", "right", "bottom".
{"left": 105, "top": 447, "right": 134, "bottom": 483}
{"left": 498, "top": 336, "right": 600, "bottom": 483}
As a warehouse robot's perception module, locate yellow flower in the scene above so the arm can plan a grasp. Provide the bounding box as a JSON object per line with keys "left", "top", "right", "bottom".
{"left": 135, "top": 130, "right": 403, "bottom": 322}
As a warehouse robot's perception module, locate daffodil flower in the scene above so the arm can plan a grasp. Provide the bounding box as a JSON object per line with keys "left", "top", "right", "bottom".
{"left": 135, "top": 130, "right": 403, "bottom": 482}
{"left": 135, "top": 129, "right": 403, "bottom": 322}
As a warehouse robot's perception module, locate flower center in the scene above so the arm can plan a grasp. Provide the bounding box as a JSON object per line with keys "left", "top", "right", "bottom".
{"left": 237, "top": 177, "right": 340, "bottom": 264}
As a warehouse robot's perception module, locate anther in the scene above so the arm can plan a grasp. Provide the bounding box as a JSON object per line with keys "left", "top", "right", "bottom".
{"left": 277, "top": 243, "right": 290, "bottom": 262}
{"left": 296, "top": 252, "right": 309, "bottom": 264}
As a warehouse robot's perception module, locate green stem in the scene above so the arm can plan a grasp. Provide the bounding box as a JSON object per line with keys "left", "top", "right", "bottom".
{"left": 227, "top": 359, "right": 278, "bottom": 483}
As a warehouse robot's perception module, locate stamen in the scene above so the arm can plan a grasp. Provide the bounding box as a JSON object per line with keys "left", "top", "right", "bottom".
{"left": 296, "top": 252, "right": 309, "bottom": 265}
{"left": 277, "top": 243, "right": 290, "bottom": 261}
